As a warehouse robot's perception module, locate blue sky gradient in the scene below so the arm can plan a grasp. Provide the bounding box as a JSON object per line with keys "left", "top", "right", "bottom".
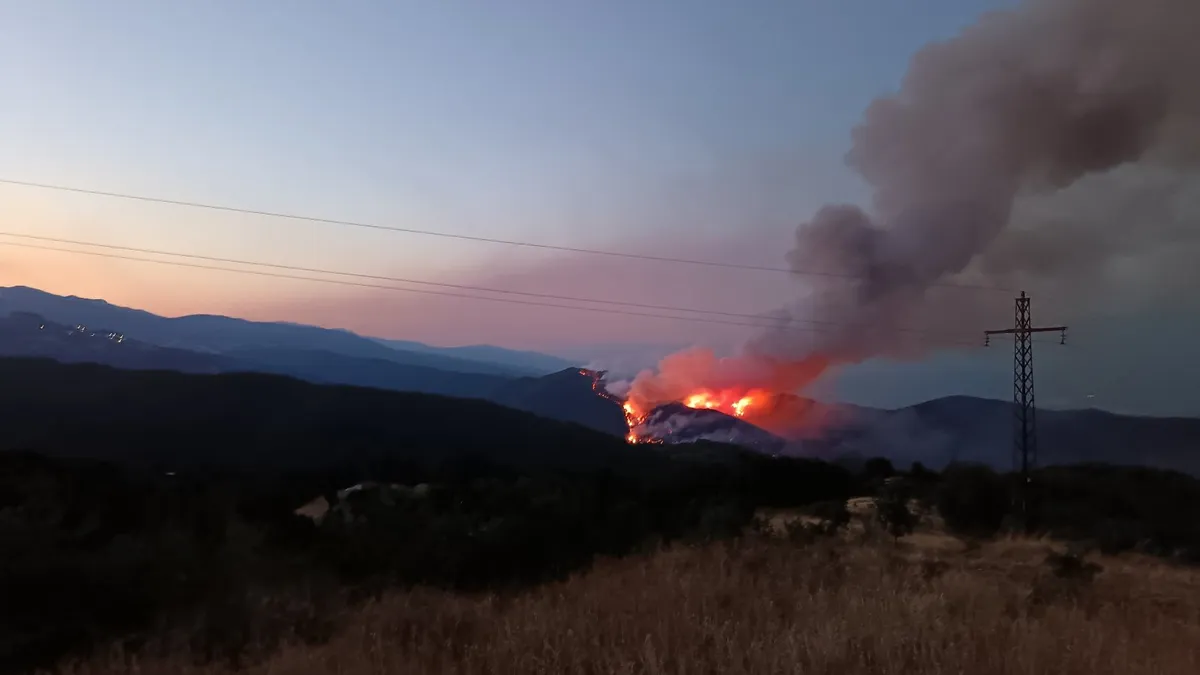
{"left": 7, "top": 0, "right": 1197, "bottom": 416}
{"left": 2, "top": 1, "right": 1010, "bottom": 288}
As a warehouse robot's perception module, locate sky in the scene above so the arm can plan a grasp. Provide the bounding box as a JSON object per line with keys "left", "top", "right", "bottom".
{"left": 2, "top": 0, "right": 1197, "bottom": 416}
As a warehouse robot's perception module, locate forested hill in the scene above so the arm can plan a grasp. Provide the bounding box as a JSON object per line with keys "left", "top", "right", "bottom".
{"left": 0, "top": 357, "right": 649, "bottom": 477}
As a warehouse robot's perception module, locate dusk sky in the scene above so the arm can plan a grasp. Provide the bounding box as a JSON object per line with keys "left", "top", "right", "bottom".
{"left": 2, "top": 1, "right": 1196, "bottom": 416}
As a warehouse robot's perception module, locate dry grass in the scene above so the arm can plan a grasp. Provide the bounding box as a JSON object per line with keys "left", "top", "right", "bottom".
{"left": 52, "top": 532, "right": 1200, "bottom": 675}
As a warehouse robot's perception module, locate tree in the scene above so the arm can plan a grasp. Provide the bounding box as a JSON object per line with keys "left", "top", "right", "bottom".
{"left": 874, "top": 482, "right": 917, "bottom": 541}
{"left": 863, "top": 457, "right": 896, "bottom": 481}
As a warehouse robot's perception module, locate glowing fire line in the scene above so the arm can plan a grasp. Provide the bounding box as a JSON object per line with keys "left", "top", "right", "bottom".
{"left": 582, "top": 369, "right": 766, "bottom": 445}
{"left": 680, "top": 390, "right": 763, "bottom": 419}
{"left": 582, "top": 369, "right": 650, "bottom": 444}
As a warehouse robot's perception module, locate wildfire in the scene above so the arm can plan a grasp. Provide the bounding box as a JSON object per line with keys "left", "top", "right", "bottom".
{"left": 681, "top": 389, "right": 765, "bottom": 418}
{"left": 731, "top": 395, "right": 755, "bottom": 417}
{"left": 581, "top": 368, "right": 773, "bottom": 445}
{"left": 583, "top": 364, "right": 835, "bottom": 446}
{"left": 581, "top": 368, "right": 649, "bottom": 444}
{"left": 622, "top": 401, "right": 644, "bottom": 443}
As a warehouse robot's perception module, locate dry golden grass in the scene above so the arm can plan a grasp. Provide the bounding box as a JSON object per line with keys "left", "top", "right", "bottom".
{"left": 53, "top": 531, "right": 1200, "bottom": 675}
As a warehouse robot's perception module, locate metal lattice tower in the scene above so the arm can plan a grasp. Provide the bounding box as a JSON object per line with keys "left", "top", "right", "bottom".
{"left": 985, "top": 292, "right": 1067, "bottom": 530}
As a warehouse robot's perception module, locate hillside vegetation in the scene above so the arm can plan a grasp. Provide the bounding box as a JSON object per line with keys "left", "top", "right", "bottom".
{"left": 53, "top": 537, "right": 1200, "bottom": 675}
{"left": 5, "top": 444, "right": 1200, "bottom": 673}
{"left": 0, "top": 357, "right": 639, "bottom": 475}
{"left": 0, "top": 318, "right": 627, "bottom": 436}
{"left": 4, "top": 357, "right": 1200, "bottom": 673}
{"left": 0, "top": 440, "right": 855, "bottom": 672}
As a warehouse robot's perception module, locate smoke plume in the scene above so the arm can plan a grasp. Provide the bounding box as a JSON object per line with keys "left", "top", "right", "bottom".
{"left": 625, "top": 0, "right": 1200, "bottom": 412}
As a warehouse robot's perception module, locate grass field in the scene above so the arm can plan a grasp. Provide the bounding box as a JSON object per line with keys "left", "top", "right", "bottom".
{"left": 51, "top": 525, "right": 1200, "bottom": 675}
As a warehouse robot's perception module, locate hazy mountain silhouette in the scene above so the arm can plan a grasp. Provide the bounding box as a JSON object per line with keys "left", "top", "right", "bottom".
{"left": 0, "top": 311, "right": 233, "bottom": 373}
{"left": 0, "top": 311, "right": 519, "bottom": 399}
{"left": 374, "top": 338, "right": 576, "bottom": 374}
{"left": 489, "top": 368, "right": 630, "bottom": 437}
{"left": 771, "top": 395, "right": 1200, "bottom": 476}
{"left": 221, "top": 347, "right": 513, "bottom": 399}
{"left": 630, "top": 391, "right": 1200, "bottom": 475}
{"left": 0, "top": 286, "right": 564, "bottom": 376}
{"left": 0, "top": 308, "right": 622, "bottom": 429}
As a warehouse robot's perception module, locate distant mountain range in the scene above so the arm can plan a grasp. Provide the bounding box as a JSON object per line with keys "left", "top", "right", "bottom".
{"left": 4, "top": 285, "right": 1200, "bottom": 476}
{"left": 634, "top": 393, "right": 1200, "bottom": 476}
{"left": 821, "top": 395, "right": 1200, "bottom": 474}
{"left": 372, "top": 338, "right": 576, "bottom": 374}
{"left": 0, "top": 289, "right": 620, "bottom": 435}
{"left": 0, "top": 311, "right": 232, "bottom": 374}
{"left": 0, "top": 286, "right": 573, "bottom": 377}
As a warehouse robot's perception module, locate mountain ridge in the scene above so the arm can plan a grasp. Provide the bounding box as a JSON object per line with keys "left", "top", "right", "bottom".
{"left": 6, "top": 287, "right": 1200, "bottom": 477}
{"left": 0, "top": 357, "right": 652, "bottom": 476}
{"left": 0, "top": 286, "right": 568, "bottom": 376}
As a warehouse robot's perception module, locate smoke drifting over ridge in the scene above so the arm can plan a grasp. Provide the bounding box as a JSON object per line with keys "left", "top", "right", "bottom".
{"left": 623, "top": 0, "right": 1200, "bottom": 414}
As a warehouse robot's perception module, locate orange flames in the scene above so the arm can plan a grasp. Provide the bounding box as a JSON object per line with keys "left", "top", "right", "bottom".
{"left": 583, "top": 367, "right": 812, "bottom": 445}
{"left": 681, "top": 389, "right": 767, "bottom": 418}
{"left": 622, "top": 402, "right": 643, "bottom": 443}
{"left": 581, "top": 368, "right": 650, "bottom": 444}
{"left": 624, "top": 385, "right": 770, "bottom": 444}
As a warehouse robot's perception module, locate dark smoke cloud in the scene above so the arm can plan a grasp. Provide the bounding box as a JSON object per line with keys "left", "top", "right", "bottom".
{"left": 757, "top": 0, "right": 1200, "bottom": 359}
{"left": 983, "top": 164, "right": 1200, "bottom": 313}
{"left": 628, "top": 0, "right": 1200, "bottom": 411}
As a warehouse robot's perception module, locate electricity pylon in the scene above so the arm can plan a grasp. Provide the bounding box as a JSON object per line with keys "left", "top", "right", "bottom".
{"left": 985, "top": 292, "right": 1067, "bottom": 531}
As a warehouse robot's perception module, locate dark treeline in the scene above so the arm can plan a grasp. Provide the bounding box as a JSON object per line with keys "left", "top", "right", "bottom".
{"left": 6, "top": 449, "right": 1200, "bottom": 673}
{"left": 0, "top": 446, "right": 861, "bottom": 672}
{"left": 3, "top": 358, "right": 1200, "bottom": 672}
{"left": 0, "top": 358, "right": 647, "bottom": 475}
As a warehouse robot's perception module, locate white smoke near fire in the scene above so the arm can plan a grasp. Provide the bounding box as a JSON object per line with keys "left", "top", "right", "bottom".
{"left": 619, "top": 0, "right": 1200, "bottom": 424}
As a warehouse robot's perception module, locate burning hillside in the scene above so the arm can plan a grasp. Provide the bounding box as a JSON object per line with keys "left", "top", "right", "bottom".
{"left": 633, "top": 403, "right": 786, "bottom": 452}
{"left": 603, "top": 349, "right": 836, "bottom": 444}
{"left": 580, "top": 368, "right": 647, "bottom": 443}
{"left": 608, "top": 0, "right": 1200, "bottom": 421}
{"left": 679, "top": 390, "right": 766, "bottom": 420}
{"left": 583, "top": 367, "right": 832, "bottom": 448}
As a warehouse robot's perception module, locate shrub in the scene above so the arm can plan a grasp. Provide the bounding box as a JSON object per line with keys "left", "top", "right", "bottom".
{"left": 937, "top": 464, "right": 1010, "bottom": 538}
{"left": 1092, "top": 518, "right": 1154, "bottom": 556}
{"left": 809, "top": 500, "right": 851, "bottom": 536}
{"left": 1045, "top": 550, "right": 1103, "bottom": 582}
{"left": 862, "top": 457, "right": 896, "bottom": 482}
{"left": 692, "top": 500, "right": 754, "bottom": 541}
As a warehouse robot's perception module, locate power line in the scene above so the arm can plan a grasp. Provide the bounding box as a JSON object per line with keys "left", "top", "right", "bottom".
{"left": 0, "top": 239, "right": 775, "bottom": 328}
{"left": 0, "top": 231, "right": 981, "bottom": 340}
{"left": 0, "top": 178, "right": 1011, "bottom": 292}
{"left": 0, "top": 238, "right": 980, "bottom": 347}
